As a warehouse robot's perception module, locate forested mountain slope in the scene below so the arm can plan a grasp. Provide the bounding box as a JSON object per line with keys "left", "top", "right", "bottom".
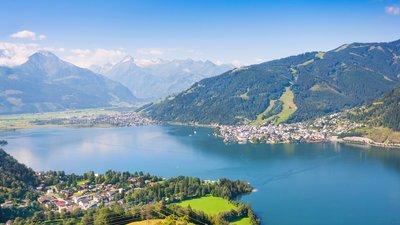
{"left": 348, "top": 87, "right": 400, "bottom": 131}
{"left": 0, "top": 141, "right": 37, "bottom": 204}
{"left": 143, "top": 39, "right": 400, "bottom": 125}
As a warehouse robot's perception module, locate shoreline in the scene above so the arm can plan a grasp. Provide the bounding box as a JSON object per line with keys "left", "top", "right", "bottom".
{"left": 335, "top": 136, "right": 400, "bottom": 149}
{"left": 2, "top": 122, "right": 399, "bottom": 150}
{"left": 161, "top": 121, "right": 219, "bottom": 128}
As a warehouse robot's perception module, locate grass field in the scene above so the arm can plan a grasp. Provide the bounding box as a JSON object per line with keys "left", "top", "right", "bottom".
{"left": 77, "top": 179, "right": 90, "bottom": 185}
{"left": 298, "top": 58, "right": 314, "bottom": 66}
{"left": 0, "top": 108, "right": 123, "bottom": 130}
{"left": 251, "top": 100, "right": 275, "bottom": 125}
{"left": 315, "top": 51, "right": 325, "bottom": 59}
{"left": 232, "top": 217, "right": 251, "bottom": 225}
{"left": 175, "top": 195, "right": 237, "bottom": 215}
{"left": 290, "top": 67, "right": 299, "bottom": 81}
{"left": 239, "top": 88, "right": 250, "bottom": 100}
{"left": 252, "top": 87, "right": 297, "bottom": 125}
{"left": 355, "top": 126, "right": 400, "bottom": 143}
{"left": 258, "top": 87, "right": 298, "bottom": 125}
{"left": 274, "top": 87, "right": 297, "bottom": 125}
{"left": 127, "top": 219, "right": 194, "bottom": 225}
{"left": 128, "top": 219, "right": 164, "bottom": 225}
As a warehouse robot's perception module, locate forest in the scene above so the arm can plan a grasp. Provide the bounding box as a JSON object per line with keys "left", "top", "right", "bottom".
{"left": 347, "top": 87, "right": 400, "bottom": 131}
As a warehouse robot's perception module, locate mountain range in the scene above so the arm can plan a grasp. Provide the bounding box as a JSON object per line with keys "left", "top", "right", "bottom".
{"left": 142, "top": 39, "right": 400, "bottom": 125}
{"left": 0, "top": 51, "right": 137, "bottom": 114}
{"left": 90, "top": 57, "right": 234, "bottom": 101}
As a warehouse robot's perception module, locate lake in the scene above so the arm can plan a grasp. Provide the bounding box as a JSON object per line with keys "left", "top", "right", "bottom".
{"left": 1, "top": 125, "right": 400, "bottom": 225}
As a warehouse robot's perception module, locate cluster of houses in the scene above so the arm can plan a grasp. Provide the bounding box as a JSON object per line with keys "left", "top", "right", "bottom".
{"left": 0, "top": 200, "right": 29, "bottom": 209}
{"left": 217, "top": 113, "right": 362, "bottom": 144}
{"left": 35, "top": 177, "right": 158, "bottom": 213}
{"left": 37, "top": 184, "right": 117, "bottom": 212}
{"left": 33, "top": 112, "right": 153, "bottom": 127}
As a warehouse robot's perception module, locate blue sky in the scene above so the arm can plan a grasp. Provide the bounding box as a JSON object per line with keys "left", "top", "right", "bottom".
{"left": 0, "top": 0, "right": 399, "bottom": 67}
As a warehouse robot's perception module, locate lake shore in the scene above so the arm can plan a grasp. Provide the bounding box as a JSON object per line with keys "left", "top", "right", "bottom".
{"left": 2, "top": 125, "right": 400, "bottom": 225}
{"left": 335, "top": 136, "right": 400, "bottom": 149}
{"left": 0, "top": 110, "right": 151, "bottom": 131}
{"left": 2, "top": 112, "right": 399, "bottom": 149}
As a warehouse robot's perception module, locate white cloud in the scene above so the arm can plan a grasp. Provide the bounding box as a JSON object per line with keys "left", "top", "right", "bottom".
{"left": 94, "top": 49, "right": 125, "bottom": 58}
{"left": 136, "top": 48, "right": 165, "bottom": 55}
{"left": 134, "top": 58, "right": 166, "bottom": 67}
{"left": 385, "top": 5, "right": 400, "bottom": 15}
{"left": 42, "top": 47, "right": 65, "bottom": 52}
{"left": 136, "top": 47, "right": 203, "bottom": 56}
{"left": 254, "top": 57, "right": 264, "bottom": 64}
{"left": 0, "top": 41, "right": 126, "bottom": 68}
{"left": 10, "top": 30, "right": 47, "bottom": 40}
{"left": 38, "top": 35, "right": 47, "bottom": 40}
{"left": 215, "top": 60, "right": 224, "bottom": 65}
{"left": 63, "top": 48, "right": 126, "bottom": 67}
{"left": 0, "top": 42, "right": 40, "bottom": 66}
{"left": 231, "top": 60, "right": 242, "bottom": 67}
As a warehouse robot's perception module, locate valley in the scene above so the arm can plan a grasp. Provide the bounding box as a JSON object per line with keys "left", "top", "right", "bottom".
{"left": 0, "top": 108, "right": 151, "bottom": 130}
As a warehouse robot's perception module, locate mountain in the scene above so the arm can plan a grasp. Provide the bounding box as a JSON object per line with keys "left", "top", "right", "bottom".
{"left": 142, "top": 39, "right": 400, "bottom": 125}
{"left": 0, "top": 51, "right": 138, "bottom": 114}
{"left": 91, "top": 57, "right": 234, "bottom": 101}
{"left": 89, "top": 62, "right": 114, "bottom": 75}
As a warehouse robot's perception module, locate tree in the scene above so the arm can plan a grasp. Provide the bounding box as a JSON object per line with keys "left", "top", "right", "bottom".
{"left": 0, "top": 140, "right": 7, "bottom": 146}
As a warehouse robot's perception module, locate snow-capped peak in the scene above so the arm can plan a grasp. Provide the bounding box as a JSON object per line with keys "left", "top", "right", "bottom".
{"left": 134, "top": 58, "right": 166, "bottom": 67}
{"left": 120, "top": 55, "right": 135, "bottom": 63}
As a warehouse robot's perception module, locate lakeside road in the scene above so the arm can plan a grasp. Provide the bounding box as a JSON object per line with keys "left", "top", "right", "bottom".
{"left": 338, "top": 136, "right": 400, "bottom": 149}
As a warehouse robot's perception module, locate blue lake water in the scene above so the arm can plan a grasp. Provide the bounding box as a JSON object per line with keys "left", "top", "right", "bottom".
{"left": 1, "top": 125, "right": 400, "bottom": 225}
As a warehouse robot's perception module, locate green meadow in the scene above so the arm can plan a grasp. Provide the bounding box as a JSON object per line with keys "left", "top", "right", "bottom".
{"left": 175, "top": 195, "right": 237, "bottom": 215}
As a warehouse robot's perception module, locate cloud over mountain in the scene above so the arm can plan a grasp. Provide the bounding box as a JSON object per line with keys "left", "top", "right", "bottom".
{"left": 10, "top": 30, "right": 46, "bottom": 40}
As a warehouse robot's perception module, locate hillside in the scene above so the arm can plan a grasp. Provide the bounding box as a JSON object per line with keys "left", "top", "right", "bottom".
{"left": 143, "top": 39, "right": 400, "bottom": 125}
{"left": 0, "top": 51, "right": 138, "bottom": 114}
{"left": 348, "top": 87, "right": 400, "bottom": 131}
{"left": 342, "top": 87, "right": 400, "bottom": 145}
{"left": 0, "top": 141, "right": 37, "bottom": 204}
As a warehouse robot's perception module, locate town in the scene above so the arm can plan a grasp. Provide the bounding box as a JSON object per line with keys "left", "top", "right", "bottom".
{"left": 32, "top": 111, "right": 153, "bottom": 128}
{"left": 1, "top": 171, "right": 163, "bottom": 214}
{"left": 216, "top": 113, "right": 362, "bottom": 144}
{"left": 35, "top": 174, "right": 159, "bottom": 213}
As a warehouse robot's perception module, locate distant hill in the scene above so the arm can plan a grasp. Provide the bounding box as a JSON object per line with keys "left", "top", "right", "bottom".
{"left": 143, "top": 39, "right": 400, "bottom": 125}
{"left": 91, "top": 56, "right": 234, "bottom": 101}
{"left": 0, "top": 51, "right": 138, "bottom": 114}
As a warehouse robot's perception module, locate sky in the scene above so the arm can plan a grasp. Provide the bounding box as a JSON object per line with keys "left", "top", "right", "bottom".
{"left": 0, "top": 0, "right": 399, "bottom": 68}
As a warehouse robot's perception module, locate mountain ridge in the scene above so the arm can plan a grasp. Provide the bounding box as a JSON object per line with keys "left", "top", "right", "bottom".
{"left": 0, "top": 51, "right": 138, "bottom": 114}
{"left": 91, "top": 57, "right": 234, "bottom": 101}
{"left": 142, "top": 39, "right": 400, "bottom": 125}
